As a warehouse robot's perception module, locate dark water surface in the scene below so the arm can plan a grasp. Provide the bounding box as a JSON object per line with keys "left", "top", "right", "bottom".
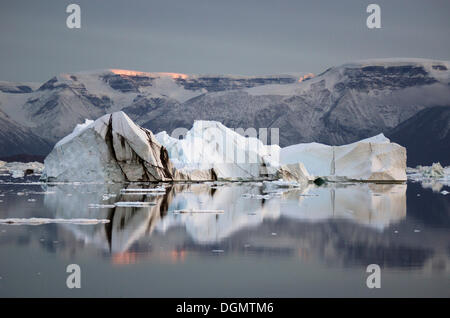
{"left": 0, "top": 177, "right": 449, "bottom": 297}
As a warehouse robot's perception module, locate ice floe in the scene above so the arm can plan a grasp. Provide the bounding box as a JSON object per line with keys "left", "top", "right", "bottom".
{"left": 0, "top": 218, "right": 110, "bottom": 225}
{"left": 407, "top": 162, "right": 450, "bottom": 191}
{"left": 114, "top": 201, "right": 157, "bottom": 207}
{"left": 0, "top": 161, "right": 44, "bottom": 178}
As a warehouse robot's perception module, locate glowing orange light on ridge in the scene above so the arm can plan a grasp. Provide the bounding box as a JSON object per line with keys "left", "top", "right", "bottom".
{"left": 109, "top": 69, "right": 189, "bottom": 79}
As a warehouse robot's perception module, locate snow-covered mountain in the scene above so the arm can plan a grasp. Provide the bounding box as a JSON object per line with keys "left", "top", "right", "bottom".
{"left": 0, "top": 59, "right": 449, "bottom": 165}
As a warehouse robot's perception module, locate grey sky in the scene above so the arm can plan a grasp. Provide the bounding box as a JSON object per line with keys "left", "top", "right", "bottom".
{"left": 1, "top": 0, "right": 449, "bottom": 82}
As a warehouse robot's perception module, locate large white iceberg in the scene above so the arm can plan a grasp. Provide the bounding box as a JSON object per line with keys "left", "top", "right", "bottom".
{"left": 43, "top": 112, "right": 187, "bottom": 182}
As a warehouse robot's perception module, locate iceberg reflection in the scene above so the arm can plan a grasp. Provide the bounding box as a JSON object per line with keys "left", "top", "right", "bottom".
{"left": 43, "top": 182, "right": 407, "bottom": 252}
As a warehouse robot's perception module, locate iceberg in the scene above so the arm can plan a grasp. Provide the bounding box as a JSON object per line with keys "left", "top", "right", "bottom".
{"left": 280, "top": 134, "right": 407, "bottom": 181}
{"left": 158, "top": 121, "right": 406, "bottom": 182}
{"left": 42, "top": 112, "right": 216, "bottom": 182}
{"left": 156, "top": 121, "right": 280, "bottom": 181}
{"left": 43, "top": 112, "right": 406, "bottom": 183}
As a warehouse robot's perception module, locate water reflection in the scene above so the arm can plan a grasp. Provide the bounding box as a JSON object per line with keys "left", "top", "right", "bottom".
{"left": 36, "top": 181, "right": 427, "bottom": 267}
{"left": 1, "top": 179, "right": 449, "bottom": 272}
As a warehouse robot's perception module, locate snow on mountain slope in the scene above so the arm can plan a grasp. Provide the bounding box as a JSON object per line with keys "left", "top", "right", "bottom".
{"left": 0, "top": 109, "right": 51, "bottom": 156}
{"left": 0, "top": 69, "right": 299, "bottom": 153}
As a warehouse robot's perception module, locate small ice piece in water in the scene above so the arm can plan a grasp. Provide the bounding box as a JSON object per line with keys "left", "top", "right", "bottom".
{"left": 88, "top": 204, "right": 115, "bottom": 209}
{"left": 271, "top": 232, "right": 277, "bottom": 236}
{"left": 212, "top": 249, "right": 224, "bottom": 253}
{"left": 254, "top": 194, "right": 271, "bottom": 200}
{"left": 0, "top": 218, "right": 110, "bottom": 225}
{"left": 11, "top": 170, "right": 25, "bottom": 178}
{"left": 414, "top": 229, "right": 421, "bottom": 233}
{"left": 120, "top": 187, "right": 166, "bottom": 193}
{"left": 17, "top": 192, "right": 25, "bottom": 196}
{"left": 102, "top": 193, "right": 117, "bottom": 200}
{"left": 27, "top": 198, "right": 36, "bottom": 202}
{"left": 114, "top": 201, "right": 156, "bottom": 207}
{"left": 394, "top": 230, "right": 399, "bottom": 234}
{"left": 173, "top": 209, "right": 224, "bottom": 214}
{"left": 441, "top": 190, "right": 449, "bottom": 195}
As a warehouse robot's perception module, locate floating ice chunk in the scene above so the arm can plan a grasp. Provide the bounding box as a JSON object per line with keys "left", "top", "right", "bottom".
{"left": 0, "top": 161, "right": 44, "bottom": 178}
{"left": 29, "top": 191, "right": 55, "bottom": 195}
{"left": 120, "top": 187, "right": 166, "bottom": 193}
{"left": 173, "top": 209, "right": 224, "bottom": 214}
{"left": 88, "top": 204, "right": 115, "bottom": 209}
{"left": 11, "top": 170, "right": 24, "bottom": 178}
{"left": 0, "top": 218, "right": 110, "bottom": 225}
{"left": 441, "top": 190, "right": 449, "bottom": 195}
{"left": 114, "top": 201, "right": 156, "bottom": 207}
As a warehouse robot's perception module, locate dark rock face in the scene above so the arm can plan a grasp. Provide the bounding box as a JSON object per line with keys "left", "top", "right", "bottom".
{"left": 0, "top": 84, "right": 33, "bottom": 94}
{"left": 175, "top": 76, "right": 297, "bottom": 92}
{"left": 38, "top": 77, "right": 69, "bottom": 91}
{"left": 102, "top": 74, "right": 154, "bottom": 92}
{"left": 387, "top": 106, "right": 450, "bottom": 166}
{"left": 342, "top": 65, "right": 438, "bottom": 90}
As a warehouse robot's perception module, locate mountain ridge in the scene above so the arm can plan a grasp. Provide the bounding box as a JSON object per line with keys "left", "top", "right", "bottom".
{"left": 0, "top": 58, "right": 448, "bottom": 164}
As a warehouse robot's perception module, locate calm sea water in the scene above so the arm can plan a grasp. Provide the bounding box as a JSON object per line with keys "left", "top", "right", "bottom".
{"left": 0, "top": 176, "right": 449, "bottom": 297}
